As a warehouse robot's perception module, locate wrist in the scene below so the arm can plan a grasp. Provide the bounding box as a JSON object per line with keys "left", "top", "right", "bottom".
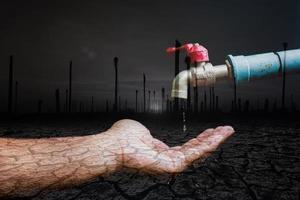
{"left": 93, "top": 131, "right": 124, "bottom": 172}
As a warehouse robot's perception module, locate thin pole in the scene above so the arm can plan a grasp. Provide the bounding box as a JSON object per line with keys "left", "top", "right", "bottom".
{"left": 8, "top": 55, "right": 13, "bottom": 113}
{"left": 65, "top": 89, "right": 68, "bottom": 112}
{"left": 119, "top": 96, "right": 121, "bottom": 112}
{"left": 79, "top": 102, "right": 82, "bottom": 113}
{"left": 135, "top": 90, "right": 138, "bottom": 112}
{"left": 209, "top": 87, "right": 212, "bottom": 112}
{"left": 166, "top": 94, "right": 169, "bottom": 112}
{"left": 38, "top": 100, "right": 43, "bottom": 114}
{"left": 55, "top": 89, "right": 60, "bottom": 113}
{"left": 148, "top": 90, "right": 151, "bottom": 111}
{"left": 114, "top": 57, "right": 118, "bottom": 112}
{"left": 281, "top": 42, "right": 288, "bottom": 110}
{"left": 212, "top": 86, "right": 215, "bottom": 112}
{"left": 143, "top": 73, "right": 146, "bottom": 112}
{"left": 174, "top": 39, "right": 181, "bottom": 112}
{"left": 204, "top": 90, "right": 207, "bottom": 112}
{"left": 194, "top": 62, "right": 198, "bottom": 113}
{"left": 106, "top": 100, "right": 109, "bottom": 113}
{"left": 153, "top": 90, "right": 156, "bottom": 111}
{"left": 185, "top": 56, "right": 191, "bottom": 112}
{"left": 91, "top": 96, "right": 94, "bottom": 112}
{"left": 161, "top": 87, "right": 165, "bottom": 112}
{"left": 216, "top": 96, "right": 219, "bottom": 111}
{"left": 233, "top": 78, "right": 237, "bottom": 112}
{"left": 69, "top": 61, "right": 72, "bottom": 112}
{"left": 14, "top": 81, "right": 18, "bottom": 113}
{"left": 194, "top": 86, "right": 198, "bottom": 113}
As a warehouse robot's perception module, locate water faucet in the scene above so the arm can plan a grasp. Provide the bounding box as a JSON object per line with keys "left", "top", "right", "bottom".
{"left": 167, "top": 43, "right": 300, "bottom": 99}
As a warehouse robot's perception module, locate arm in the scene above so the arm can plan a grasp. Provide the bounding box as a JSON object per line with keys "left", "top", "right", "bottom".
{"left": 0, "top": 119, "right": 234, "bottom": 198}
{"left": 0, "top": 130, "right": 122, "bottom": 198}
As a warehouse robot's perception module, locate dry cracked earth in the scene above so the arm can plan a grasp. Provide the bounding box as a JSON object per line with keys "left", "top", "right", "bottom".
{"left": 0, "top": 115, "right": 299, "bottom": 200}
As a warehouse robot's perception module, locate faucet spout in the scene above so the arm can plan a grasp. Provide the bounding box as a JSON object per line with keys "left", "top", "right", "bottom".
{"left": 171, "top": 70, "right": 192, "bottom": 99}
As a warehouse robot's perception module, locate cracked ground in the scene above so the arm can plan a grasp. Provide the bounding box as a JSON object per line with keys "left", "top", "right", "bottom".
{"left": 0, "top": 115, "right": 299, "bottom": 200}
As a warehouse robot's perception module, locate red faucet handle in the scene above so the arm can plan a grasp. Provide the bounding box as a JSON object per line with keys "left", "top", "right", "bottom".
{"left": 166, "top": 43, "right": 209, "bottom": 62}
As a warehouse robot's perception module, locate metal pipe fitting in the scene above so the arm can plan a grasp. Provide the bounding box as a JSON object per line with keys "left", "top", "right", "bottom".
{"left": 171, "top": 63, "right": 230, "bottom": 99}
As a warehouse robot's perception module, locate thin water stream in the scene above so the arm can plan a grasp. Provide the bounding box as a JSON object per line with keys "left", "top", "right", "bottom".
{"left": 182, "top": 111, "right": 187, "bottom": 133}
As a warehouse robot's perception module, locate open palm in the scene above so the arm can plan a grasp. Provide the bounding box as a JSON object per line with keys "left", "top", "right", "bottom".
{"left": 107, "top": 119, "right": 234, "bottom": 173}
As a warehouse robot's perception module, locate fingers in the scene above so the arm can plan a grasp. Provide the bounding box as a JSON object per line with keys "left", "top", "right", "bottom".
{"left": 146, "top": 126, "right": 234, "bottom": 174}
{"left": 180, "top": 126, "right": 234, "bottom": 164}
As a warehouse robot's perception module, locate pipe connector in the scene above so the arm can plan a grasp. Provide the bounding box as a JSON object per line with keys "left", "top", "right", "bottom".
{"left": 171, "top": 63, "right": 229, "bottom": 99}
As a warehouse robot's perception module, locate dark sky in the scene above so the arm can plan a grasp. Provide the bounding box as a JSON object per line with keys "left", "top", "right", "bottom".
{"left": 0, "top": 0, "right": 300, "bottom": 112}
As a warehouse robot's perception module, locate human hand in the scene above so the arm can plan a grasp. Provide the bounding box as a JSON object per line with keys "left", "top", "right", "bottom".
{"left": 0, "top": 119, "right": 234, "bottom": 198}
{"left": 106, "top": 119, "right": 234, "bottom": 173}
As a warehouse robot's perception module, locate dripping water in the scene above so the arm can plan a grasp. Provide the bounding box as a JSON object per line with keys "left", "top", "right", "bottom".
{"left": 181, "top": 99, "right": 187, "bottom": 134}
{"left": 182, "top": 111, "right": 187, "bottom": 133}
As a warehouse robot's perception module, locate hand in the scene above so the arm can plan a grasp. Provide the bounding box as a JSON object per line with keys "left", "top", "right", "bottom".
{"left": 106, "top": 119, "right": 234, "bottom": 173}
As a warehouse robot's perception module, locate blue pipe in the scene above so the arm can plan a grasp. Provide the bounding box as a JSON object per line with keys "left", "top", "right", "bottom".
{"left": 227, "top": 49, "right": 300, "bottom": 83}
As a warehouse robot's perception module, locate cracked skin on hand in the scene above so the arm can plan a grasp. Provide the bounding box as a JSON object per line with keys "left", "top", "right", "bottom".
{"left": 0, "top": 119, "right": 234, "bottom": 198}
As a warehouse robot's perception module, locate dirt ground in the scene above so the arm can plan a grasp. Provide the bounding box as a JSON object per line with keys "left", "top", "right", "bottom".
{"left": 1, "top": 114, "right": 299, "bottom": 200}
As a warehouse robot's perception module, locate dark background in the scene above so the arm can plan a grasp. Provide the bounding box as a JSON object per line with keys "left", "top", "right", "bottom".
{"left": 0, "top": 0, "right": 300, "bottom": 113}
